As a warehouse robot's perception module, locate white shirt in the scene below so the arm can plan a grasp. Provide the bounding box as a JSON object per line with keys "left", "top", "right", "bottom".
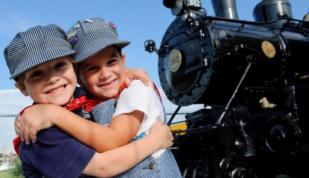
{"left": 113, "top": 80, "right": 165, "bottom": 158}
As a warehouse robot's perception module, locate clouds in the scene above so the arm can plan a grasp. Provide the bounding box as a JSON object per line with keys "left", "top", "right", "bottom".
{"left": 0, "top": 89, "right": 31, "bottom": 116}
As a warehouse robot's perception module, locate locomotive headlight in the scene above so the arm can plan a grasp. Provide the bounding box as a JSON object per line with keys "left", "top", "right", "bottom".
{"left": 168, "top": 49, "right": 183, "bottom": 72}
{"left": 173, "top": 0, "right": 185, "bottom": 16}
{"left": 163, "top": 0, "right": 184, "bottom": 16}
{"left": 163, "top": 0, "right": 202, "bottom": 16}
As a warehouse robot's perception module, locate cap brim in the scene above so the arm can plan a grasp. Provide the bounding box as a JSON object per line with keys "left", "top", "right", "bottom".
{"left": 10, "top": 48, "right": 75, "bottom": 79}
{"left": 73, "top": 36, "right": 130, "bottom": 63}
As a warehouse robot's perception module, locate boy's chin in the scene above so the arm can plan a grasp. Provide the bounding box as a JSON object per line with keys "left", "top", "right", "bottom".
{"left": 94, "top": 88, "right": 119, "bottom": 99}
{"left": 50, "top": 97, "right": 73, "bottom": 106}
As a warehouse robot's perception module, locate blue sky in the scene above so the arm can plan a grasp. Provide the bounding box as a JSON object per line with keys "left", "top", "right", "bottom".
{"left": 0, "top": 0, "right": 308, "bottom": 90}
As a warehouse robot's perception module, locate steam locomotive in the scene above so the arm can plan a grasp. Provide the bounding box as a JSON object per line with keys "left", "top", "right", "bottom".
{"left": 145, "top": 0, "right": 309, "bottom": 177}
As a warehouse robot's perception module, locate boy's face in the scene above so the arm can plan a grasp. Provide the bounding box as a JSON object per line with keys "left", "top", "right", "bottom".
{"left": 79, "top": 46, "right": 126, "bottom": 99}
{"left": 17, "top": 57, "right": 77, "bottom": 106}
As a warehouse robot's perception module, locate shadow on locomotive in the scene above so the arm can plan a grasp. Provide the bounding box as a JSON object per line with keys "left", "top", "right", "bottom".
{"left": 145, "top": 0, "right": 309, "bottom": 177}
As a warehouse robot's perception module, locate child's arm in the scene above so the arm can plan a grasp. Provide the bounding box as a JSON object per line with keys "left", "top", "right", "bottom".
{"left": 83, "top": 120, "right": 173, "bottom": 177}
{"left": 17, "top": 81, "right": 157, "bottom": 152}
{"left": 17, "top": 104, "right": 142, "bottom": 152}
{"left": 124, "top": 68, "right": 154, "bottom": 87}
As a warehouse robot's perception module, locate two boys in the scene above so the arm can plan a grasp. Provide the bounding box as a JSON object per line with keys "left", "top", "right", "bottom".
{"left": 4, "top": 23, "right": 173, "bottom": 177}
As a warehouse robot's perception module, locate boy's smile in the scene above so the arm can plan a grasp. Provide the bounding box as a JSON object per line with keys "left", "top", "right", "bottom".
{"left": 79, "top": 46, "right": 125, "bottom": 100}
{"left": 44, "top": 83, "right": 69, "bottom": 94}
{"left": 97, "top": 78, "right": 118, "bottom": 88}
{"left": 18, "top": 57, "right": 77, "bottom": 106}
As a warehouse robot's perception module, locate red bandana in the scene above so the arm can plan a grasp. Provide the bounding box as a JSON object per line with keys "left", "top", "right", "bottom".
{"left": 65, "top": 96, "right": 101, "bottom": 112}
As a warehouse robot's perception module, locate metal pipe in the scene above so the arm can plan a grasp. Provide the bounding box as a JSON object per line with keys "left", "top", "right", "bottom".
{"left": 211, "top": 0, "right": 239, "bottom": 19}
{"left": 254, "top": 0, "right": 293, "bottom": 22}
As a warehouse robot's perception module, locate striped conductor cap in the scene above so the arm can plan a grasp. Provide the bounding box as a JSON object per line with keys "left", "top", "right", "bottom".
{"left": 4, "top": 24, "right": 76, "bottom": 79}
{"left": 67, "top": 17, "right": 130, "bottom": 63}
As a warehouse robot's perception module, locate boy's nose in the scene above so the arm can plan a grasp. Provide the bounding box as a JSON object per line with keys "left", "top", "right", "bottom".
{"left": 47, "top": 74, "right": 60, "bottom": 84}
{"left": 98, "top": 68, "right": 109, "bottom": 80}
{"left": 47, "top": 70, "right": 60, "bottom": 84}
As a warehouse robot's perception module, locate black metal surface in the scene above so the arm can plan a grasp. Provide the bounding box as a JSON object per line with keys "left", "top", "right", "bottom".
{"left": 253, "top": 0, "right": 293, "bottom": 22}
{"left": 151, "top": 0, "right": 309, "bottom": 177}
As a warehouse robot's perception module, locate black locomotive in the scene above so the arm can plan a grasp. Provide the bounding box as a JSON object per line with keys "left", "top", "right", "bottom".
{"left": 145, "top": 0, "right": 309, "bottom": 177}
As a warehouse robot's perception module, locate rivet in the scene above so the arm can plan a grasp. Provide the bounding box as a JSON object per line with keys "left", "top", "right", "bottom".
{"left": 148, "top": 162, "right": 155, "bottom": 170}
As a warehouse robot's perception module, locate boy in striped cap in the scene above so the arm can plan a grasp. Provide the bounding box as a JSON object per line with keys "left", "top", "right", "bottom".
{"left": 15, "top": 17, "right": 182, "bottom": 178}
{"left": 4, "top": 24, "right": 173, "bottom": 178}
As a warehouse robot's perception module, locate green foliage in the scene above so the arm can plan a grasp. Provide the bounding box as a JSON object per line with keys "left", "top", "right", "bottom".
{"left": 0, "top": 157, "right": 23, "bottom": 178}
{"left": 0, "top": 169, "right": 21, "bottom": 178}
{"left": 10, "top": 157, "right": 22, "bottom": 177}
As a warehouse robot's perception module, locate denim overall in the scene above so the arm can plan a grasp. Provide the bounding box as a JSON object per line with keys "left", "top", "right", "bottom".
{"left": 91, "top": 99, "right": 182, "bottom": 178}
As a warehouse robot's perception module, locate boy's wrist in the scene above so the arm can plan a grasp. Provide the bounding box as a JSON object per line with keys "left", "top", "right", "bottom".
{"left": 49, "top": 105, "right": 63, "bottom": 125}
{"left": 147, "top": 134, "right": 161, "bottom": 151}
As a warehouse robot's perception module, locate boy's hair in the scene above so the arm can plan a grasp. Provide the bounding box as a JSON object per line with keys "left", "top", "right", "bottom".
{"left": 67, "top": 17, "right": 130, "bottom": 63}
{"left": 14, "top": 74, "right": 26, "bottom": 93}
{"left": 4, "top": 24, "right": 76, "bottom": 80}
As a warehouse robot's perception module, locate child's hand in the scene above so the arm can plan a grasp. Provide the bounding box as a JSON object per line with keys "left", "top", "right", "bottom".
{"left": 149, "top": 120, "right": 174, "bottom": 150}
{"left": 124, "top": 68, "right": 154, "bottom": 87}
{"left": 14, "top": 114, "right": 22, "bottom": 137}
{"left": 16, "top": 104, "right": 56, "bottom": 144}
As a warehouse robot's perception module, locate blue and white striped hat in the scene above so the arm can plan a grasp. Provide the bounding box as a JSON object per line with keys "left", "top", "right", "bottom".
{"left": 4, "top": 24, "right": 76, "bottom": 79}
{"left": 67, "top": 17, "right": 130, "bottom": 63}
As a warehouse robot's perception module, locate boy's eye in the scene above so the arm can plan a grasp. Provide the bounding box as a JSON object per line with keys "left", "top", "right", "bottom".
{"left": 85, "top": 65, "right": 99, "bottom": 73}
{"left": 106, "top": 58, "right": 119, "bottom": 65}
{"left": 28, "top": 70, "right": 45, "bottom": 80}
{"left": 54, "top": 62, "right": 67, "bottom": 70}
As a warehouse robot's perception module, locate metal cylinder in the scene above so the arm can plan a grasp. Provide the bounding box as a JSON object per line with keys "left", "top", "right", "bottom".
{"left": 253, "top": 0, "right": 293, "bottom": 22}
{"left": 304, "top": 13, "right": 309, "bottom": 22}
{"left": 211, "top": 0, "right": 239, "bottom": 19}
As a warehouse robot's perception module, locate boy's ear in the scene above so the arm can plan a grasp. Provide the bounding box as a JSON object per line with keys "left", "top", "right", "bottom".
{"left": 121, "top": 53, "right": 126, "bottom": 64}
{"left": 77, "top": 72, "right": 86, "bottom": 87}
{"left": 74, "top": 65, "right": 85, "bottom": 87}
{"left": 77, "top": 76, "right": 85, "bottom": 87}
{"left": 15, "top": 82, "right": 29, "bottom": 96}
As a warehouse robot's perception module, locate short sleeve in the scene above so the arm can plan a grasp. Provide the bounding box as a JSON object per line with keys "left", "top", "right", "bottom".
{"left": 20, "top": 128, "right": 95, "bottom": 178}
{"left": 113, "top": 80, "right": 152, "bottom": 117}
{"left": 113, "top": 80, "right": 164, "bottom": 135}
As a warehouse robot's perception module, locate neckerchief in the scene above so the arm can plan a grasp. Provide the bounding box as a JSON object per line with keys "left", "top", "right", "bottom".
{"left": 65, "top": 96, "right": 101, "bottom": 112}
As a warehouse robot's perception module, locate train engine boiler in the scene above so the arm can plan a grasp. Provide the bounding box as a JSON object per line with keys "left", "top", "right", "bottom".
{"left": 145, "top": 0, "right": 309, "bottom": 177}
